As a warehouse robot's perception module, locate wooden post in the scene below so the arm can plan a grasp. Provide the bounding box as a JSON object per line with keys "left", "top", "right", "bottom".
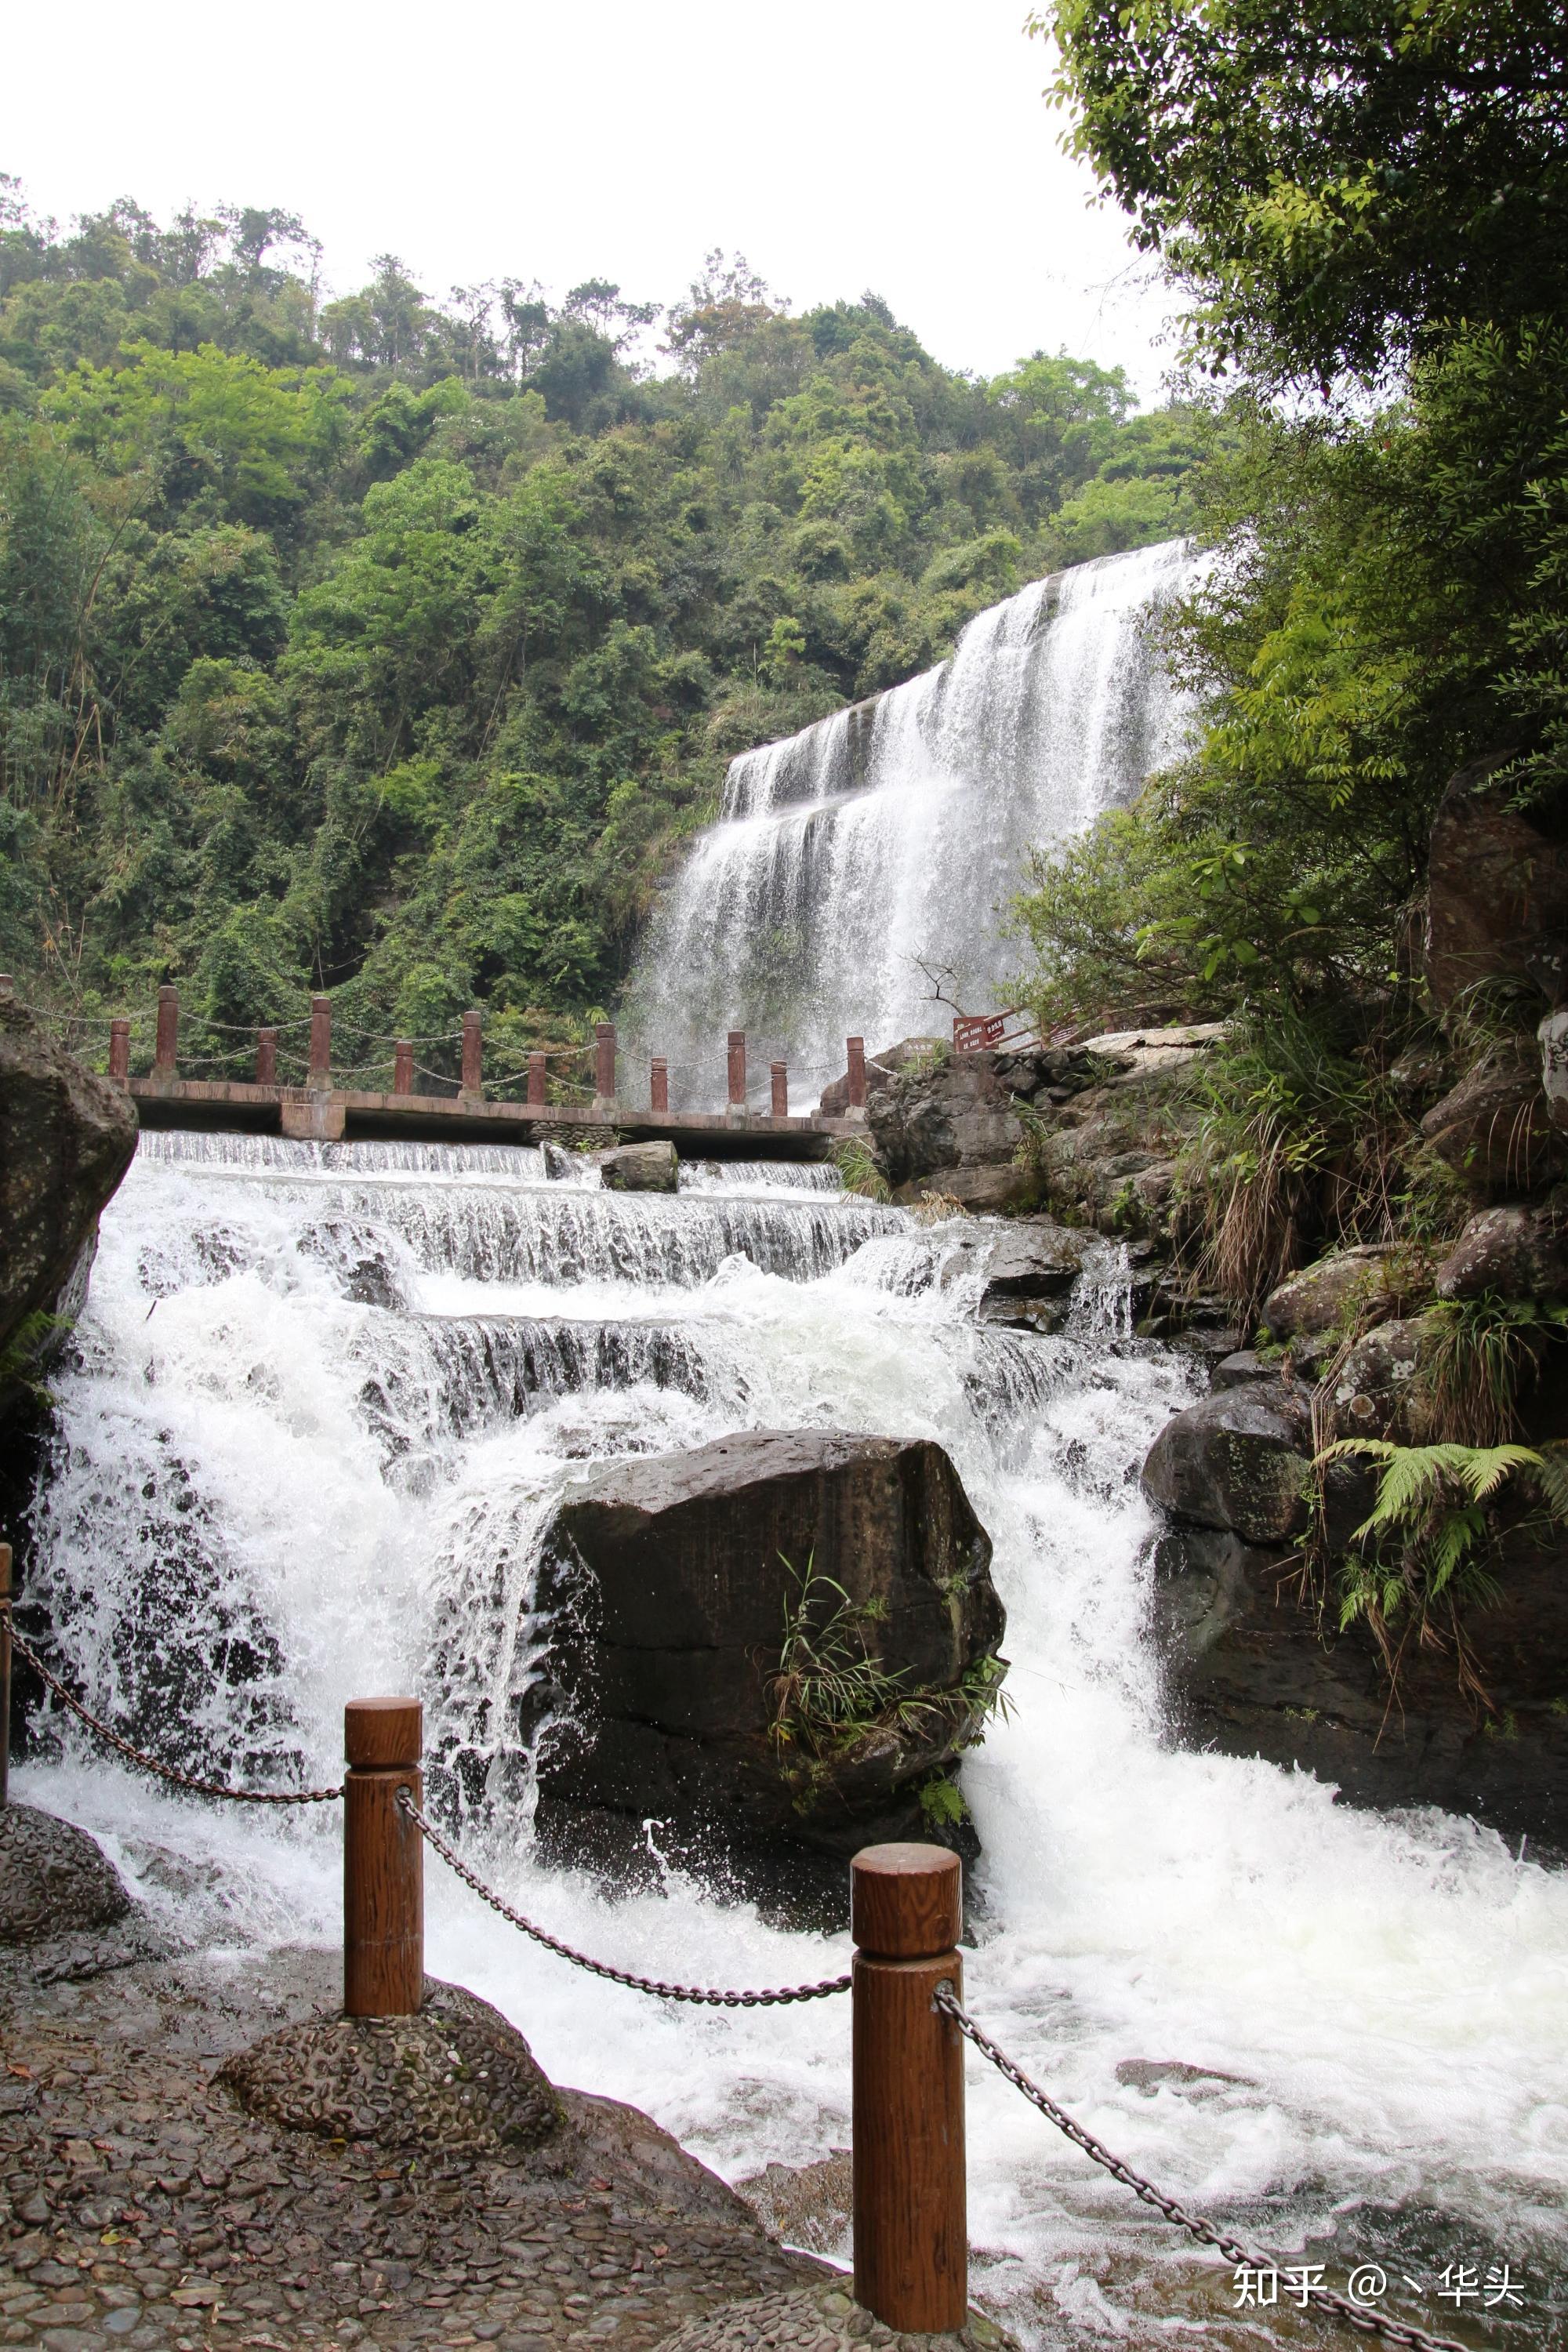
{"left": 108, "top": 1019, "right": 130, "bottom": 1084}
{"left": 728, "top": 1030, "right": 746, "bottom": 1108}
{"left": 0, "top": 1544, "right": 11, "bottom": 1810}
{"left": 771, "top": 1061, "right": 788, "bottom": 1117}
{"left": 528, "top": 1051, "right": 547, "bottom": 1109}
{"left": 594, "top": 1022, "right": 617, "bottom": 1106}
{"left": 154, "top": 985, "right": 180, "bottom": 1074}
{"left": 461, "top": 1009, "right": 483, "bottom": 1099}
{"left": 343, "top": 1698, "right": 423, "bottom": 2018}
{"left": 851, "top": 1842, "right": 967, "bottom": 2334}
{"left": 308, "top": 996, "right": 332, "bottom": 1091}
{"left": 847, "top": 1036, "right": 867, "bottom": 1111}
{"left": 255, "top": 1027, "right": 278, "bottom": 1085}
{"left": 393, "top": 1039, "right": 414, "bottom": 1096}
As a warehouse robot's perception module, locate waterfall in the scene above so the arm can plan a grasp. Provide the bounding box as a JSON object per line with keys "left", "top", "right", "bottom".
{"left": 17, "top": 1131, "right": 1567, "bottom": 2340}
{"left": 624, "top": 539, "right": 1196, "bottom": 1105}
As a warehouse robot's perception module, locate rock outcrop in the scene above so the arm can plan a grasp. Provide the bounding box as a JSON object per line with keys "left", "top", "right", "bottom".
{"left": 0, "top": 1803, "right": 132, "bottom": 1946}
{"left": 818, "top": 1036, "right": 942, "bottom": 1120}
{"left": 601, "top": 1139, "right": 679, "bottom": 1192}
{"left": 1153, "top": 1524, "right": 1568, "bottom": 1851}
{"left": 1420, "top": 1040, "right": 1567, "bottom": 1196}
{"left": 1260, "top": 1246, "right": 1398, "bottom": 1343}
{"left": 1434, "top": 1200, "right": 1568, "bottom": 1301}
{"left": 939, "top": 1221, "right": 1088, "bottom": 1330}
{"left": 0, "top": 992, "right": 137, "bottom": 1410}
{"left": 1425, "top": 760, "right": 1568, "bottom": 1013}
{"left": 1140, "top": 1384, "right": 1313, "bottom": 1544}
{"left": 528, "top": 1429, "right": 1004, "bottom": 1866}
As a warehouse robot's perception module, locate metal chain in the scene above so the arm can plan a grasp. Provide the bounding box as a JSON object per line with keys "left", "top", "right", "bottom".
{"left": 398, "top": 1789, "right": 851, "bottom": 2008}
{"left": 933, "top": 1987, "right": 1468, "bottom": 2352}
{"left": 9, "top": 1628, "right": 343, "bottom": 1805}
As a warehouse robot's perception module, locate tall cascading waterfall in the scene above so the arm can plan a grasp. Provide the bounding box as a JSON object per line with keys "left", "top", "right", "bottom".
{"left": 18, "top": 1131, "right": 1567, "bottom": 2344}
{"left": 623, "top": 539, "right": 1196, "bottom": 1107}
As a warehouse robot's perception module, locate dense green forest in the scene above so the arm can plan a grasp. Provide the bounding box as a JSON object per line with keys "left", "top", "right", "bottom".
{"left": 0, "top": 180, "right": 1206, "bottom": 1076}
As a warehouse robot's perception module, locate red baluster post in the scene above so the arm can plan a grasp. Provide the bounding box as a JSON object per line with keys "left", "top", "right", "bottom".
{"left": 851, "top": 1843, "right": 967, "bottom": 2332}
{"left": 527, "top": 1051, "right": 546, "bottom": 1109}
{"left": 308, "top": 996, "right": 332, "bottom": 1092}
{"left": 393, "top": 1040, "right": 414, "bottom": 1096}
{"left": 461, "top": 1009, "right": 483, "bottom": 1100}
{"left": 651, "top": 1057, "right": 670, "bottom": 1114}
{"left": 847, "top": 1036, "right": 866, "bottom": 1111}
{"left": 343, "top": 1699, "right": 424, "bottom": 2018}
{"left": 771, "top": 1061, "right": 788, "bottom": 1117}
{"left": 108, "top": 1019, "right": 131, "bottom": 1085}
{"left": 154, "top": 985, "right": 180, "bottom": 1076}
{"left": 255, "top": 1027, "right": 278, "bottom": 1085}
{"left": 728, "top": 1030, "right": 746, "bottom": 1109}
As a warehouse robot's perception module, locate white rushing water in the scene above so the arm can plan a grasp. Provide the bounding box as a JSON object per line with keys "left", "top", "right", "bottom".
{"left": 623, "top": 541, "right": 1196, "bottom": 1109}
{"left": 19, "top": 1132, "right": 1568, "bottom": 2346}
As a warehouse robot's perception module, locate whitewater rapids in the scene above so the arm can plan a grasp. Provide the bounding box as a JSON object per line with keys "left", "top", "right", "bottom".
{"left": 16, "top": 1133, "right": 1566, "bottom": 2346}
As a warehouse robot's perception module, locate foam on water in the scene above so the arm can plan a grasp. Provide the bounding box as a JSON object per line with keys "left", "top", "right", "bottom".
{"left": 19, "top": 1131, "right": 1568, "bottom": 2343}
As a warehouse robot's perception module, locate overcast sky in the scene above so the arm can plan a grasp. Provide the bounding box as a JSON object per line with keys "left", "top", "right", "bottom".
{"left": 5, "top": 0, "right": 1179, "bottom": 395}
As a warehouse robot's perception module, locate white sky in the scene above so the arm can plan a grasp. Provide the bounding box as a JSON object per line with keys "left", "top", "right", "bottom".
{"left": 4, "top": 0, "right": 1180, "bottom": 396}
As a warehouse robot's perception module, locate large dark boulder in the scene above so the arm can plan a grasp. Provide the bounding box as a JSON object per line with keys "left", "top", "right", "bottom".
{"left": 1141, "top": 1382, "right": 1313, "bottom": 1544}
{"left": 1, "top": 990, "right": 136, "bottom": 1409}
{"left": 1261, "top": 1245, "right": 1398, "bottom": 1343}
{"left": 600, "top": 1139, "right": 678, "bottom": 1192}
{"left": 1425, "top": 760, "right": 1568, "bottom": 1013}
{"left": 866, "top": 1050, "right": 1025, "bottom": 1188}
{"left": 939, "top": 1221, "right": 1088, "bottom": 1330}
{"left": 1153, "top": 1524, "right": 1568, "bottom": 1852}
{"left": 528, "top": 1429, "right": 1004, "bottom": 1864}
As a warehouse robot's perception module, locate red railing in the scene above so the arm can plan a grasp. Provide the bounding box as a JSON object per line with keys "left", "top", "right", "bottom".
{"left": 952, "top": 1008, "right": 1040, "bottom": 1054}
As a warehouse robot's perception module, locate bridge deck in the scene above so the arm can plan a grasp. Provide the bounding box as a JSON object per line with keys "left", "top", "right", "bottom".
{"left": 129, "top": 1076, "right": 862, "bottom": 1160}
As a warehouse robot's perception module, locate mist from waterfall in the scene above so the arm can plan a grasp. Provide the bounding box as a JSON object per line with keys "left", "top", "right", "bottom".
{"left": 623, "top": 539, "right": 1196, "bottom": 1108}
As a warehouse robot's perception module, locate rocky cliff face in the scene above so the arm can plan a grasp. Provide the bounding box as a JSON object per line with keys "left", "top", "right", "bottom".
{"left": 0, "top": 991, "right": 137, "bottom": 1416}
{"left": 525, "top": 1428, "right": 1005, "bottom": 1876}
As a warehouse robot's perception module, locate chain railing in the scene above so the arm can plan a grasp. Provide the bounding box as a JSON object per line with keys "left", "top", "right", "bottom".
{"left": 396, "top": 1789, "right": 851, "bottom": 2007}
{"left": 9, "top": 1627, "right": 343, "bottom": 1806}
{"left": 931, "top": 1984, "right": 1469, "bottom": 2352}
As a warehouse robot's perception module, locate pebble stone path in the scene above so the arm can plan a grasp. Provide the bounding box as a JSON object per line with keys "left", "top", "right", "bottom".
{"left": 0, "top": 1934, "right": 843, "bottom": 2352}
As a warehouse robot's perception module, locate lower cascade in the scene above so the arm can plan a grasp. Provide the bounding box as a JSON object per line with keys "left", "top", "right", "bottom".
{"left": 17, "top": 1129, "right": 1568, "bottom": 2339}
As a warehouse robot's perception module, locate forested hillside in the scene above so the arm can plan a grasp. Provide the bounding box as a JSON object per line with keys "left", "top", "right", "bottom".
{"left": 0, "top": 183, "right": 1206, "bottom": 1069}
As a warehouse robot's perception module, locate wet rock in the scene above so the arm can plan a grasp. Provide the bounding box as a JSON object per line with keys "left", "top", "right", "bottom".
{"left": 1210, "top": 1350, "right": 1273, "bottom": 1390}
{"left": 1261, "top": 1246, "right": 1399, "bottom": 1343}
{"left": 1434, "top": 1200, "right": 1568, "bottom": 1301}
{"left": 0, "top": 993, "right": 137, "bottom": 1410}
{"left": 601, "top": 1140, "right": 679, "bottom": 1193}
{"left": 1425, "top": 758, "right": 1568, "bottom": 1012}
{"left": 1542, "top": 1007, "right": 1568, "bottom": 1131}
{"left": 219, "top": 1977, "right": 562, "bottom": 2157}
{"left": 735, "top": 2151, "right": 851, "bottom": 2256}
{"left": 939, "top": 1221, "right": 1087, "bottom": 1330}
{"left": 902, "top": 1163, "right": 1038, "bottom": 1216}
{"left": 1142, "top": 1382, "right": 1313, "bottom": 1544}
{"left": 1153, "top": 1522, "right": 1568, "bottom": 1850}
{"left": 532, "top": 1429, "right": 1004, "bottom": 1859}
{"left": 1115, "top": 2058, "right": 1251, "bottom": 2096}
{"left": 0, "top": 1802, "right": 132, "bottom": 1947}
{"left": 299, "top": 1214, "right": 408, "bottom": 1309}
{"left": 1421, "top": 1040, "right": 1566, "bottom": 1195}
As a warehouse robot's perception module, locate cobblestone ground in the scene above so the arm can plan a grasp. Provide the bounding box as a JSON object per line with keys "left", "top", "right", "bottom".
{"left": 0, "top": 1937, "right": 830, "bottom": 2352}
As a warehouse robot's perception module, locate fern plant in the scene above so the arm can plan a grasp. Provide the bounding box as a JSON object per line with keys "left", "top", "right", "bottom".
{"left": 1317, "top": 1436, "right": 1568, "bottom": 1700}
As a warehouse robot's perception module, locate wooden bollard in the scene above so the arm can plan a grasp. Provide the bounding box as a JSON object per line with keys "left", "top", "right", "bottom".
{"left": 728, "top": 1029, "right": 746, "bottom": 1108}
{"left": 343, "top": 1698, "right": 424, "bottom": 2017}
{"left": 154, "top": 984, "right": 180, "bottom": 1073}
{"left": 594, "top": 1022, "right": 617, "bottom": 1105}
{"left": 651, "top": 1056, "right": 670, "bottom": 1114}
{"left": 255, "top": 1027, "right": 278, "bottom": 1084}
{"left": 851, "top": 1843, "right": 966, "bottom": 2333}
{"left": 770, "top": 1061, "right": 788, "bottom": 1117}
{"left": 308, "top": 995, "right": 332, "bottom": 1091}
{"left": 393, "top": 1039, "right": 414, "bottom": 1096}
{"left": 847, "top": 1035, "right": 867, "bottom": 1110}
{"left": 0, "top": 1543, "right": 11, "bottom": 1810}
{"left": 108, "top": 1018, "right": 130, "bottom": 1084}
{"left": 461, "top": 1008, "right": 483, "bottom": 1098}
{"left": 527, "top": 1051, "right": 546, "bottom": 1108}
